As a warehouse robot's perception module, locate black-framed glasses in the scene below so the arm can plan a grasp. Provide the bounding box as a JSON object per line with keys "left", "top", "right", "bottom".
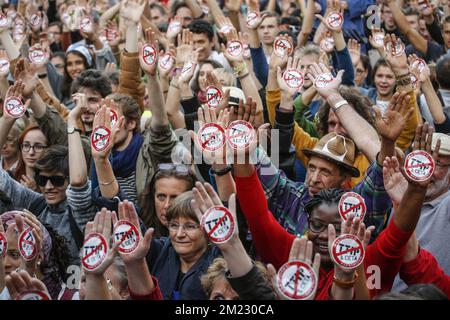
{"left": 158, "top": 163, "right": 190, "bottom": 174}
{"left": 308, "top": 218, "right": 342, "bottom": 234}
{"left": 35, "top": 175, "right": 68, "bottom": 187}
{"left": 21, "top": 143, "right": 47, "bottom": 153}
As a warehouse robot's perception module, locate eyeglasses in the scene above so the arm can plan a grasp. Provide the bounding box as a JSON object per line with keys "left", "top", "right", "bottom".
{"left": 356, "top": 69, "right": 365, "bottom": 74}
{"left": 35, "top": 174, "right": 67, "bottom": 187}
{"left": 308, "top": 218, "right": 342, "bottom": 234}
{"left": 21, "top": 143, "right": 47, "bottom": 153}
{"left": 168, "top": 222, "right": 201, "bottom": 233}
{"left": 158, "top": 163, "right": 190, "bottom": 174}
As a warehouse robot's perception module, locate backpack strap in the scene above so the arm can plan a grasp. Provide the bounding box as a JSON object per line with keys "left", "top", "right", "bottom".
{"left": 67, "top": 206, "right": 84, "bottom": 251}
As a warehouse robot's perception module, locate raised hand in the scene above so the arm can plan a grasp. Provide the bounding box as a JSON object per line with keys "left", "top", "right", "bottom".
{"left": 383, "top": 33, "right": 409, "bottom": 77}
{"left": 105, "top": 20, "right": 121, "bottom": 48}
{"left": 307, "top": 62, "right": 344, "bottom": 99}
{"left": 13, "top": 59, "right": 39, "bottom": 99}
{"left": 383, "top": 156, "right": 408, "bottom": 207}
{"left": 5, "top": 270, "right": 51, "bottom": 300}
{"left": 178, "top": 50, "right": 198, "bottom": 84}
{"left": 221, "top": 30, "right": 245, "bottom": 65}
{"left": 225, "top": 0, "right": 242, "bottom": 12}
{"left": 176, "top": 29, "right": 194, "bottom": 67}
{"left": 408, "top": 53, "right": 430, "bottom": 85}
{"left": 138, "top": 27, "right": 159, "bottom": 76}
{"left": 3, "top": 80, "right": 31, "bottom": 120}
{"left": 216, "top": 15, "right": 236, "bottom": 39}
{"left": 316, "top": 0, "right": 345, "bottom": 33}
{"left": 166, "top": 16, "right": 183, "bottom": 40}
{"left": 120, "top": 0, "right": 146, "bottom": 24}
{"left": 14, "top": 211, "right": 43, "bottom": 274}
{"left": 375, "top": 91, "right": 413, "bottom": 143}
{"left": 277, "top": 56, "right": 306, "bottom": 96}
{"left": 347, "top": 39, "right": 361, "bottom": 66}
{"left": 369, "top": 28, "right": 386, "bottom": 51}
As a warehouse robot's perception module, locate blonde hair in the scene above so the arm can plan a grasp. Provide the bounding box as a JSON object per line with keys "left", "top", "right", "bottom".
{"left": 212, "top": 68, "right": 236, "bottom": 87}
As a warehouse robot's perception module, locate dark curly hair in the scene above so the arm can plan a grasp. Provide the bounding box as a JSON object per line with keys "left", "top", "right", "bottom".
{"left": 304, "top": 188, "right": 346, "bottom": 216}
{"left": 71, "top": 69, "right": 112, "bottom": 98}
{"left": 187, "top": 19, "right": 214, "bottom": 41}
{"left": 316, "top": 86, "right": 376, "bottom": 137}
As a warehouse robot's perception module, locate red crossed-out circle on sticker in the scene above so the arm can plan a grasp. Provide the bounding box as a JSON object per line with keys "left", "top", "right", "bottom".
{"left": 338, "top": 192, "right": 366, "bottom": 222}
{"left": 327, "top": 12, "right": 343, "bottom": 29}
{"left": 0, "top": 13, "right": 8, "bottom": 27}
{"left": 0, "top": 232, "right": 7, "bottom": 258}
{"left": 373, "top": 33, "right": 385, "bottom": 47}
{"left": 277, "top": 260, "right": 317, "bottom": 300}
{"left": 181, "top": 61, "right": 194, "bottom": 76}
{"left": 158, "top": 53, "right": 175, "bottom": 71}
{"left": 5, "top": 97, "right": 26, "bottom": 118}
{"left": 219, "top": 24, "right": 232, "bottom": 34}
{"left": 246, "top": 11, "right": 259, "bottom": 28}
{"left": 226, "top": 120, "right": 255, "bottom": 150}
{"left": 404, "top": 150, "right": 435, "bottom": 182}
{"left": 142, "top": 44, "right": 157, "bottom": 66}
{"left": 19, "top": 226, "right": 37, "bottom": 261}
{"left": 15, "top": 290, "right": 51, "bottom": 301}
{"left": 168, "top": 20, "right": 181, "bottom": 33}
{"left": 0, "top": 58, "right": 10, "bottom": 75}
{"left": 227, "top": 40, "right": 244, "bottom": 57}
{"left": 283, "top": 68, "right": 304, "bottom": 90}
{"left": 109, "top": 109, "right": 118, "bottom": 128}
{"left": 411, "top": 58, "right": 426, "bottom": 72}
{"left": 29, "top": 13, "right": 41, "bottom": 27}
{"left": 29, "top": 47, "right": 47, "bottom": 65}
{"left": 274, "top": 38, "right": 293, "bottom": 57}
{"left": 82, "top": 232, "right": 108, "bottom": 271}
{"left": 331, "top": 234, "right": 365, "bottom": 269}
{"left": 113, "top": 220, "right": 140, "bottom": 254}
{"left": 80, "top": 17, "right": 93, "bottom": 33}
{"left": 205, "top": 85, "right": 223, "bottom": 108}
{"left": 385, "top": 41, "right": 405, "bottom": 57}
{"left": 314, "top": 73, "right": 334, "bottom": 88}
{"left": 201, "top": 206, "right": 235, "bottom": 244}
{"left": 105, "top": 28, "right": 119, "bottom": 41}
{"left": 91, "top": 126, "right": 111, "bottom": 152}
{"left": 197, "top": 123, "right": 226, "bottom": 152}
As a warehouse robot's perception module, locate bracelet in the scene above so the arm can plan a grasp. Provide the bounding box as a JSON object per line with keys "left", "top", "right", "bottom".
{"left": 233, "top": 62, "right": 249, "bottom": 78}
{"left": 333, "top": 272, "right": 359, "bottom": 289}
{"left": 331, "top": 99, "right": 348, "bottom": 111}
{"left": 38, "top": 73, "right": 47, "bottom": 79}
{"left": 99, "top": 179, "right": 115, "bottom": 186}
{"left": 396, "top": 74, "right": 412, "bottom": 87}
{"left": 238, "top": 71, "right": 250, "bottom": 80}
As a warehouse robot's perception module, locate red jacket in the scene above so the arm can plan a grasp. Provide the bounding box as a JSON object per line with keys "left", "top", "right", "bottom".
{"left": 129, "top": 276, "right": 164, "bottom": 300}
{"left": 400, "top": 248, "right": 450, "bottom": 298}
{"left": 235, "top": 169, "right": 413, "bottom": 299}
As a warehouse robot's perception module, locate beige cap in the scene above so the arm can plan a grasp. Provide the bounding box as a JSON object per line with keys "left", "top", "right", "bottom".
{"left": 223, "top": 86, "right": 246, "bottom": 106}
{"left": 432, "top": 133, "right": 450, "bottom": 156}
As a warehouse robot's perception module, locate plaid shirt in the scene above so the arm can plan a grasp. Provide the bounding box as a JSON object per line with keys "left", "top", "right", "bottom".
{"left": 256, "top": 149, "right": 391, "bottom": 238}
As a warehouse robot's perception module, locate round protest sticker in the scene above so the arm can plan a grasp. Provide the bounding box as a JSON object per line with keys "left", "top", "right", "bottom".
{"left": 201, "top": 206, "right": 235, "bottom": 244}
{"left": 246, "top": 11, "right": 259, "bottom": 28}
{"left": 338, "top": 192, "right": 366, "bottom": 222}
{"left": 276, "top": 260, "right": 317, "bottom": 300}
{"left": 320, "top": 37, "right": 334, "bottom": 52}
{"left": 327, "top": 12, "right": 343, "bottom": 30}
{"left": 80, "top": 17, "right": 93, "bottom": 33}
{"left": 404, "top": 150, "right": 435, "bottom": 182}
{"left": 0, "top": 58, "right": 10, "bottom": 75}
{"left": 205, "top": 85, "right": 223, "bottom": 108}
{"left": 0, "top": 232, "right": 7, "bottom": 258}
{"left": 168, "top": 20, "right": 181, "bottom": 33}
{"left": 283, "top": 68, "right": 304, "bottom": 90}
{"left": 0, "top": 13, "right": 9, "bottom": 28}
{"left": 219, "top": 24, "right": 232, "bottom": 35}
{"left": 227, "top": 40, "right": 244, "bottom": 57}
{"left": 274, "top": 38, "right": 293, "bottom": 57}
{"left": 314, "top": 73, "right": 334, "bottom": 88}
{"left": 13, "top": 27, "right": 25, "bottom": 41}
{"left": 373, "top": 33, "right": 385, "bottom": 47}
{"left": 331, "top": 234, "right": 365, "bottom": 269}
{"left": 15, "top": 290, "right": 51, "bottom": 301}
{"left": 384, "top": 41, "right": 405, "bottom": 57}
{"left": 411, "top": 73, "right": 419, "bottom": 89}
{"left": 91, "top": 126, "right": 111, "bottom": 152}
{"left": 227, "top": 120, "right": 255, "bottom": 150}
{"left": 244, "top": 44, "right": 251, "bottom": 59}
{"left": 197, "top": 123, "right": 226, "bottom": 152}
{"left": 142, "top": 44, "right": 157, "bottom": 66}
{"left": 5, "top": 97, "right": 26, "bottom": 119}
{"left": 29, "top": 13, "right": 41, "bottom": 27}
{"left": 158, "top": 53, "right": 175, "bottom": 71}
{"left": 181, "top": 61, "right": 194, "bottom": 76}
{"left": 29, "top": 46, "right": 47, "bottom": 65}
{"left": 113, "top": 220, "right": 140, "bottom": 254}
{"left": 105, "top": 28, "right": 119, "bottom": 42}
{"left": 411, "top": 58, "right": 426, "bottom": 72}
{"left": 109, "top": 109, "right": 118, "bottom": 128}
{"left": 19, "top": 227, "right": 37, "bottom": 261}
{"left": 81, "top": 233, "right": 108, "bottom": 271}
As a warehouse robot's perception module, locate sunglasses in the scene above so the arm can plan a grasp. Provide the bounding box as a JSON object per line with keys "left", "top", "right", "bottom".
{"left": 35, "top": 175, "right": 68, "bottom": 187}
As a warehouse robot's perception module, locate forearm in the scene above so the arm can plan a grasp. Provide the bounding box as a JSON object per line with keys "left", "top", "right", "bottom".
{"left": 85, "top": 274, "right": 112, "bottom": 300}
{"left": 332, "top": 31, "right": 346, "bottom": 52}
{"left": 228, "top": 11, "right": 241, "bottom": 32}
{"left": 67, "top": 118, "right": 87, "bottom": 187}
{"left": 206, "top": 0, "right": 225, "bottom": 21}
{"left": 331, "top": 271, "right": 355, "bottom": 300}
{"left": 297, "top": 0, "right": 315, "bottom": 47}
{"left": 185, "top": 0, "right": 204, "bottom": 19}
{"left": 267, "top": 68, "right": 279, "bottom": 92}
{"left": 93, "top": 158, "right": 119, "bottom": 198}
{"left": 236, "top": 63, "right": 264, "bottom": 123}
{"left": 30, "top": 92, "right": 48, "bottom": 119}
{"left": 125, "top": 23, "right": 138, "bottom": 53}
{"left": 0, "top": 77, "right": 8, "bottom": 103}
{"left": 394, "top": 185, "right": 427, "bottom": 232}
{"left": 140, "top": 15, "right": 168, "bottom": 50}
{"left": 165, "top": 77, "right": 186, "bottom": 129}
{"left": 99, "top": 3, "right": 121, "bottom": 28}
{"left": 248, "top": 29, "right": 261, "bottom": 48}
{"left": 220, "top": 241, "right": 253, "bottom": 278}
{"left": 423, "top": 79, "right": 445, "bottom": 124}
{"left": 148, "top": 75, "right": 169, "bottom": 129}
{"left": 0, "top": 32, "right": 20, "bottom": 60}
{"left": 0, "top": 117, "right": 16, "bottom": 151}
{"left": 125, "top": 260, "right": 156, "bottom": 296}
{"left": 267, "top": 0, "right": 276, "bottom": 12}
{"left": 211, "top": 167, "right": 236, "bottom": 202}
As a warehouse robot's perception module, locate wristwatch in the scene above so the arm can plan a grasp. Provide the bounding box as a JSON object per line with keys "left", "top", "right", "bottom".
{"left": 211, "top": 166, "right": 233, "bottom": 176}
{"left": 67, "top": 126, "right": 82, "bottom": 134}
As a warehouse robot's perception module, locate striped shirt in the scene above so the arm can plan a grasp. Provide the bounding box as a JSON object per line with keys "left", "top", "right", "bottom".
{"left": 117, "top": 171, "right": 138, "bottom": 204}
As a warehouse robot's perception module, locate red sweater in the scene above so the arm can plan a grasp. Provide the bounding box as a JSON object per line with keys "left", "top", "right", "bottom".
{"left": 129, "top": 276, "right": 164, "bottom": 300}
{"left": 235, "top": 169, "right": 413, "bottom": 299}
{"left": 400, "top": 248, "right": 450, "bottom": 298}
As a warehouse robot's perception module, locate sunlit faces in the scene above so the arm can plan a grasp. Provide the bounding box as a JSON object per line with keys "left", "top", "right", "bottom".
{"left": 198, "top": 63, "right": 215, "bottom": 92}
{"left": 66, "top": 52, "right": 86, "bottom": 80}
{"left": 307, "top": 203, "right": 342, "bottom": 268}
{"left": 209, "top": 277, "right": 239, "bottom": 300}
{"left": 306, "top": 156, "right": 350, "bottom": 197}
{"left": 374, "top": 65, "right": 395, "bottom": 99}
{"left": 38, "top": 170, "right": 69, "bottom": 205}
{"left": 21, "top": 129, "right": 48, "bottom": 169}
{"left": 4, "top": 227, "right": 21, "bottom": 275}
{"left": 155, "top": 178, "right": 192, "bottom": 227}
{"left": 257, "top": 17, "right": 279, "bottom": 46}
{"left": 175, "top": 6, "right": 193, "bottom": 27}
{"left": 192, "top": 33, "right": 214, "bottom": 62}
{"left": 169, "top": 216, "right": 208, "bottom": 260}
{"left": 425, "top": 155, "right": 450, "bottom": 201}
{"left": 77, "top": 87, "right": 103, "bottom": 126}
